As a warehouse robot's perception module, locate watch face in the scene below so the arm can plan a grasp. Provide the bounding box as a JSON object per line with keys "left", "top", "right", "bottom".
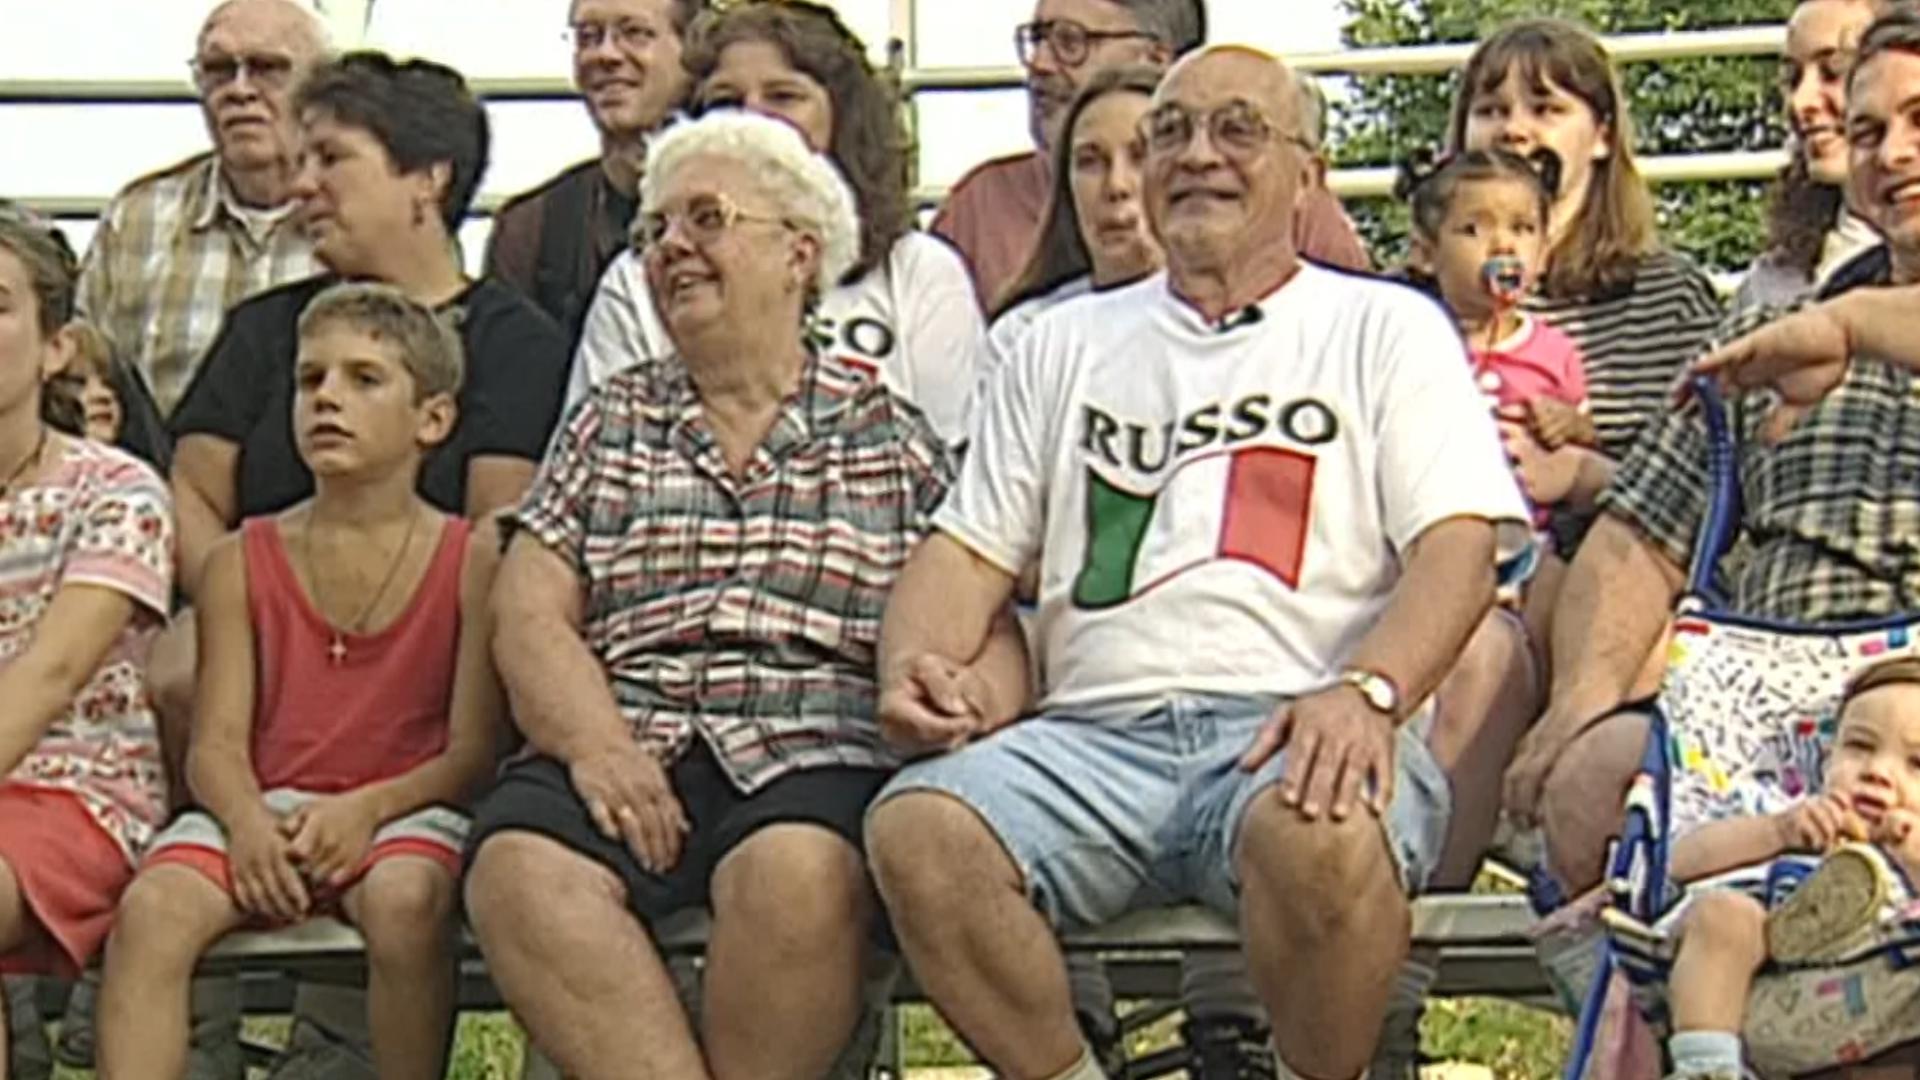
{"left": 1348, "top": 672, "right": 1396, "bottom": 713}
{"left": 1362, "top": 679, "right": 1394, "bottom": 712}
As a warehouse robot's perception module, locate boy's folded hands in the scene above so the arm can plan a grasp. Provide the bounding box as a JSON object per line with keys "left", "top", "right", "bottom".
{"left": 282, "top": 793, "right": 381, "bottom": 889}
{"left": 231, "top": 811, "right": 311, "bottom": 922}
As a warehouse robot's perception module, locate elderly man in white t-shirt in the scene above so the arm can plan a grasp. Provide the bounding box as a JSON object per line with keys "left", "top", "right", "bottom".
{"left": 865, "top": 46, "right": 1529, "bottom": 1080}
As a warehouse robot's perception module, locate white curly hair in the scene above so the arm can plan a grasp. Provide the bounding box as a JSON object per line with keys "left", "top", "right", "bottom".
{"left": 640, "top": 110, "right": 862, "bottom": 297}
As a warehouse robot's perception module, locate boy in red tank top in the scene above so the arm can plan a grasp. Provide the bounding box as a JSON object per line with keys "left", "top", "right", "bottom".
{"left": 97, "top": 283, "right": 509, "bottom": 1080}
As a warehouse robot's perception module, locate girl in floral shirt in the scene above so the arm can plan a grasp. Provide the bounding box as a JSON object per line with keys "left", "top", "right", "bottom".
{"left": 0, "top": 214, "right": 173, "bottom": 1011}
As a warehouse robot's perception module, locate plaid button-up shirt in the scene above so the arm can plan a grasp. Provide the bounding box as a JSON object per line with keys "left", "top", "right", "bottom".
{"left": 514, "top": 351, "right": 953, "bottom": 793}
{"left": 77, "top": 153, "right": 318, "bottom": 415}
{"left": 1602, "top": 253, "right": 1920, "bottom": 622}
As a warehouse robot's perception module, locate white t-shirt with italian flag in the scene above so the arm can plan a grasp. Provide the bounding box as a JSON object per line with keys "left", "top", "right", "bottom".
{"left": 940, "top": 265, "right": 1532, "bottom": 714}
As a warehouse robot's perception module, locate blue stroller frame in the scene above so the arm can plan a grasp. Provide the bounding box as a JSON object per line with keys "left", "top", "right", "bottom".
{"left": 1561, "top": 379, "right": 1920, "bottom": 1078}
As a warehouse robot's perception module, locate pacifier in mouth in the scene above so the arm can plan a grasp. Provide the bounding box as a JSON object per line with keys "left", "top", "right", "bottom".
{"left": 1482, "top": 255, "right": 1527, "bottom": 304}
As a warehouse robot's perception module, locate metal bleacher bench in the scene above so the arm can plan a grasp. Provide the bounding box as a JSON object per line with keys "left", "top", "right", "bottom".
{"left": 196, "top": 892, "right": 1548, "bottom": 1071}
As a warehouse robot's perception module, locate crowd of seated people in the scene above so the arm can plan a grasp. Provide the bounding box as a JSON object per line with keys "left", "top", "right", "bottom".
{"left": 5, "top": 0, "right": 1920, "bottom": 1078}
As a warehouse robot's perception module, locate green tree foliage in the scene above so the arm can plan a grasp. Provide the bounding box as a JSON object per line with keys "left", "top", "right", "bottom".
{"left": 1331, "top": 0, "right": 1794, "bottom": 275}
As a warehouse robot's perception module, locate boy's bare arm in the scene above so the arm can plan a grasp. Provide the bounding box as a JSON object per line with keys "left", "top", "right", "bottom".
{"left": 345, "top": 520, "right": 512, "bottom": 824}
{"left": 185, "top": 537, "right": 273, "bottom": 834}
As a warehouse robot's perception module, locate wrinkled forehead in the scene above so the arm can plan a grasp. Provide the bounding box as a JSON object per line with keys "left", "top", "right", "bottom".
{"left": 1154, "top": 48, "right": 1296, "bottom": 126}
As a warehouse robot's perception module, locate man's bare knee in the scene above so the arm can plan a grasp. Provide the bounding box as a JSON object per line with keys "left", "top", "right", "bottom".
{"left": 1238, "top": 797, "right": 1401, "bottom": 927}
{"left": 867, "top": 792, "right": 1020, "bottom": 906}
{"left": 712, "top": 825, "right": 870, "bottom": 959}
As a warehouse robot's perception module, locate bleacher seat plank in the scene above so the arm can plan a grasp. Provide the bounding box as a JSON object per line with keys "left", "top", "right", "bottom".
{"left": 201, "top": 894, "right": 1549, "bottom": 1003}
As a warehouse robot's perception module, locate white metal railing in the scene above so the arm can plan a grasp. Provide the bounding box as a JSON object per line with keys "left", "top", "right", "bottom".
{"left": 4, "top": 23, "right": 1790, "bottom": 219}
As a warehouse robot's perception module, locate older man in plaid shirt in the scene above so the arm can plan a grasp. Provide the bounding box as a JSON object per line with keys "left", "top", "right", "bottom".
{"left": 76, "top": 0, "right": 325, "bottom": 417}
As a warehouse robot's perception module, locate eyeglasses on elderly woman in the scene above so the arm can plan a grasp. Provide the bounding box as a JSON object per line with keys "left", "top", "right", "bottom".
{"left": 634, "top": 191, "right": 797, "bottom": 251}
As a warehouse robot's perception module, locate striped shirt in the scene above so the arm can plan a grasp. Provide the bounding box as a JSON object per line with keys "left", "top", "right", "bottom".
{"left": 1602, "top": 249, "right": 1920, "bottom": 622}
{"left": 76, "top": 153, "right": 318, "bottom": 416}
{"left": 513, "top": 351, "right": 953, "bottom": 794}
{"left": 1527, "top": 250, "right": 1725, "bottom": 463}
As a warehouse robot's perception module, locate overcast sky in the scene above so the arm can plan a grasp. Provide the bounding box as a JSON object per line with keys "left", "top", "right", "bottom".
{"left": 0, "top": 0, "right": 1345, "bottom": 257}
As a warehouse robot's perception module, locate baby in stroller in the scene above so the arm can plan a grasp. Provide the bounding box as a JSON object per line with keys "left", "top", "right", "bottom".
{"left": 1651, "top": 655, "right": 1920, "bottom": 1077}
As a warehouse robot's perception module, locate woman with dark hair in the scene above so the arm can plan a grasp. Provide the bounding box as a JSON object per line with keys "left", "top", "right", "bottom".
{"left": 1731, "top": 0, "right": 1886, "bottom": 314}
{"left": 1361, "top": 20, "right": 1730, "bottom": 1072}
{"left": 169, "top": 51, "right": 568, "bottom": 601}
{"left": 1450, "top": 20, "right": 1722, "bottom": 505}
{"left": 156, "top": 51, "right": 567, "bottom": 768}
{"left": 991, "top": 65, "right": 1163, "bottom": 351}
{"left": 569, "top": 0, "right": 986, "bottom": 443}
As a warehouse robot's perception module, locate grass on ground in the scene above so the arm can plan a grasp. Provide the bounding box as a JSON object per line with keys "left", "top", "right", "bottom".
{"left": 37, "top": 998, "right": 1568, "bottom": 1079}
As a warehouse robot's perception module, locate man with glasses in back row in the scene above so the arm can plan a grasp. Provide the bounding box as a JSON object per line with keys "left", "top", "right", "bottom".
{"left": 485, "top": 0, "right": 709, "bottom": 345}
{"left": 933, "top": 0, "right": 1371, "bottom": 311}
{"left": 867, "top": 46, "right": 1528, "bottom": 1080}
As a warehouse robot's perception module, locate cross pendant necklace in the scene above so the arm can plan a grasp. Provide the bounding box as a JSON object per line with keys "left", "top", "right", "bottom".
{"left": 303, "top": 505, "right": 421, "bottom": 667}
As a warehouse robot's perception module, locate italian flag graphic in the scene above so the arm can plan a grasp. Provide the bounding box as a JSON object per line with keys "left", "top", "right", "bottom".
{"left": 1073, "top": 446, "right": 1316, "bottom": 609}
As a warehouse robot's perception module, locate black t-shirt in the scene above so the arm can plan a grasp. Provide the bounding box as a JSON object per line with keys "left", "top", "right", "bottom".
{"left": 170, "top": 275, "right": 568, "bottom": 518}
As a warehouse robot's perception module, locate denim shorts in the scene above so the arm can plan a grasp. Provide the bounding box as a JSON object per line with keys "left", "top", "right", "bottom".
{"left": 871, "top": 693, "right": 1451, "bottom": 931}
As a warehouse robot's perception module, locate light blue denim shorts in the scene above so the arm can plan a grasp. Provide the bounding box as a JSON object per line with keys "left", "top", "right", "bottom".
{"left": 871, "top": 693, "right": 1452, "bottom": 931}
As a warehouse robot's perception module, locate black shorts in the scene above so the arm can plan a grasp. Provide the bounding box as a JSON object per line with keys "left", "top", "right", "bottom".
{"left": 465, "top": 742, "right": 890, "bottom": 924}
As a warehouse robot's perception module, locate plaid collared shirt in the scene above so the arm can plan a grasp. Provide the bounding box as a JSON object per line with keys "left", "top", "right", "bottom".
{"left": 514, "top": 351, "right": 953, "bottom": 793}
{"left": 1602, "top": 259, "right": 1920, "bottom": 622}
{"left": 77, "top": 153, "right": 318, "bottom": 415}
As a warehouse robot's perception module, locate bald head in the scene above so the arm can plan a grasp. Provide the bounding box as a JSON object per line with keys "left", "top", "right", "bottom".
{"left": 1156, "top": 45, "right": 1301, "bottom": 133}
{"left": 1144, "top": 45, "right": 1314, "bottom": 309}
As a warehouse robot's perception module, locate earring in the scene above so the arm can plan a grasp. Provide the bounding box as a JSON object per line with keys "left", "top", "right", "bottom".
{"left": 412, "top": 201, "right": 428, "bottom": 227}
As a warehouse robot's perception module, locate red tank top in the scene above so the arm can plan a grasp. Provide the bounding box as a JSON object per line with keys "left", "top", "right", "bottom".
{"left": 242, "top": 514, "right": 469, "bottom": 793}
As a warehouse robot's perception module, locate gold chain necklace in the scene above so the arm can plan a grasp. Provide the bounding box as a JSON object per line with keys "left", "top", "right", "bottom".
{"left": 0, "top": 425, "right": 48, "bottom": 499}
{"left": 302, "top": 505, "right": 421, "bottom": 666}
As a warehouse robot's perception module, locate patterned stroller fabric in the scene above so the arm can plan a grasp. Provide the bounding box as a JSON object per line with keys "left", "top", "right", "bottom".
{"left": 1565, "top": 381, "right": 1920, "bottom": 1078}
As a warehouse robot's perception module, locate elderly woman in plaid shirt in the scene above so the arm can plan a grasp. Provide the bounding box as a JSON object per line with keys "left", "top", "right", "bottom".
{"left": 463, "top": 110, "right": 1031, "bottom": 1080}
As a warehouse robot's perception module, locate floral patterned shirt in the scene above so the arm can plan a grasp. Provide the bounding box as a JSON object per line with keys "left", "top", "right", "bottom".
{"left": 0, "top": 436, "right": 173, "bottom": 863}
